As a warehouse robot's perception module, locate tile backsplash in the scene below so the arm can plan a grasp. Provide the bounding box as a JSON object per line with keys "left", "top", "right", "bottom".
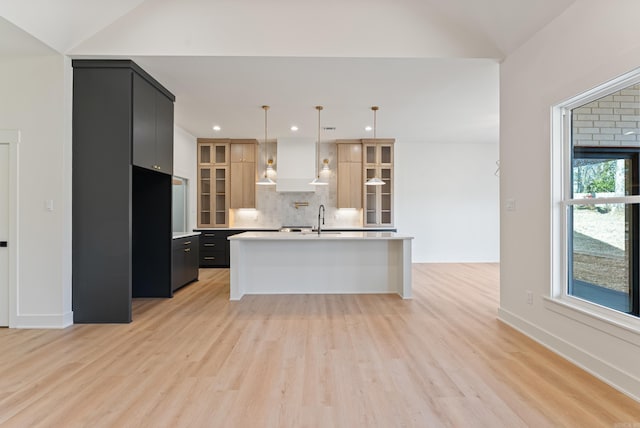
{"left": 231, "top": 142, "right": 363, "bottom": 229}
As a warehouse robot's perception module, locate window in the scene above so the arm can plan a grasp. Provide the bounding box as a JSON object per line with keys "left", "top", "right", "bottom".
{"left": 172, "top": 176, "right": 189, "bottom": 233}
{"left": 570, "top": 148, "right": 637, "bottom": 314}
{"left": 554, "top": 72, "right": 640, "bottom": 320}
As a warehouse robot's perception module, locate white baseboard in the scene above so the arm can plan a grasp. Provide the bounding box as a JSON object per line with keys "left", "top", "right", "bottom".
{"left": 498, "top": 307, "right": 640, "bottom": 403}
{"left": 13, "top": 311, "right": 73, "bottom": 329}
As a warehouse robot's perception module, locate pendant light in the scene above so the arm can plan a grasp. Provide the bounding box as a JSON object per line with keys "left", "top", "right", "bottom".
{"left": 310, "top": 105, "right": 328, "bottom": 186}
{"left": 257, "top": 105, "right": 276, "bottom": 186}
{"left": 365, "top": 105, "right": 385, "bottom": 186}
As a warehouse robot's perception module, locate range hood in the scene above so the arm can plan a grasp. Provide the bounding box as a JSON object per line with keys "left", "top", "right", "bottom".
{"left": 275, "top": 137, "right": 316, "bottom": 192}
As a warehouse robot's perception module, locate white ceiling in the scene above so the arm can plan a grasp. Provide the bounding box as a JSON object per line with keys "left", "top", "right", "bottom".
{"left": 0, "top": 0, "right": 576, "bottom": 142}
{"left": 128, "top": 56, "right": 499, "bottom": 143}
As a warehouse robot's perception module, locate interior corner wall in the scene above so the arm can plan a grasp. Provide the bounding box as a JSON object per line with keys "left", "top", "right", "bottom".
{"left": 0, "top": 54, "right": 71, "bottom": 328}
{"left": 500, "top": 0, "right": 640, "bottom": 400}
{"left": 173, "top": 126, "right": 197, "bottom": 232}
{"left": 395, "top": 140, "right": 499, "bottom": 263}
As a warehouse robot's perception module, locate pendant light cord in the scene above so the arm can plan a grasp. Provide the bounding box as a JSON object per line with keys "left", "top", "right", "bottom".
{"left": 315, "top": 105, "right": 323, "bottom": 179}
{"left": 262, "top": 105, "right": 269, "bottom": 178}
{"left": 372, "top": 106, "right": 378, "bottom": 140}
{"left": 365, "top": 106, "right": 384, "bottom": 186}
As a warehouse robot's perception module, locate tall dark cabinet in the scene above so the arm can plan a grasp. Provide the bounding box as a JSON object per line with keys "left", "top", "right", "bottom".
{"left": 72, "top": 60, "right": 176, "bottom": 323}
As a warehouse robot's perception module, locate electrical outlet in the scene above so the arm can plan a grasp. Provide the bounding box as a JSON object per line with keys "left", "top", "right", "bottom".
{"left": 526, "top": 290, "right": 533, "bottom": 305}
{"left": 505, "top": 199, "right": 516, "bottom": 211}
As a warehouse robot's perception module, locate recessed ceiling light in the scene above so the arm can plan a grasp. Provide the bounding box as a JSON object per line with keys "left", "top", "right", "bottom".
{"left": 365, "top": 126, "right": 373, "bottom": 132}
{"left": 290, "top": 125, "right": 299, "bottom": 132}
{"left": 212, "top": 125, "right": 221, "bottom": 132}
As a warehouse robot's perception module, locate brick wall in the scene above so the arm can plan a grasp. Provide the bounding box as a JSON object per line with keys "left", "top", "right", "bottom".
{"left": 572, "top": 84, "right": 640, "bottom": 146}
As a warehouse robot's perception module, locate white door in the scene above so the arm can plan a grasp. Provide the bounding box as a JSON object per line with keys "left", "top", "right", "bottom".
{"left": 0, "top": 143, "right": 8, "bottom": 326}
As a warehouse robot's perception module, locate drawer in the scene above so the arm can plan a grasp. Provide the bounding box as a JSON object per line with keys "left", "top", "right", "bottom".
{"left": 200, "top": 250, "right": 228, "bottom": 267}
{"left": 176, "top": 238, "right": 197, "bottom": 249}
{"left": 200, "top": 240, "right": 224, "bottom": 250}
{"left": 199, "top": 231, "right": 235, "bottom": 241}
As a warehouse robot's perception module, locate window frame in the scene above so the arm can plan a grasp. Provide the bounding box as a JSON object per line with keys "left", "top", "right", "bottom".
{"left": 551, "top": 68, "right": 640, "bottom": 334}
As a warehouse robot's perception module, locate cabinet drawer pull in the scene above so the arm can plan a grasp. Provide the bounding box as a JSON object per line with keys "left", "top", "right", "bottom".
{"left": 183, "top": 241, "right": 191, "bottom": 245}
{"left": 204, "top": 243, "right": 216, "bottom": 247}
{"left": 184, "top": 248, "right": 191, "bottom": 252}
{"left": 204, "top": 256, "right": 216, "bottom": 260}
{"left": 204, "top": 233, "right": 216, "bottom": 237}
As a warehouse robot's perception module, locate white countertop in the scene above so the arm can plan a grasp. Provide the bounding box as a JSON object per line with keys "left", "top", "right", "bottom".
{"left": 228, "top": 231, "right": 413, "bottom": 241}
{"left": 194, "top": 227, "right": 396, "bottom": 231}
{"left": 194, "top": 228, "right": 279, "bottom": 231}
{"left": 172, "top": 232, "right": 201, "bottom": 239}
{"left": 228, "top": 231, "right": 413, "bottom": 300}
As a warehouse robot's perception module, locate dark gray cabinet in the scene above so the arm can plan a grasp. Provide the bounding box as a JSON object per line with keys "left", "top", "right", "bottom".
{"left": 194, "top": 229, "right": 277, "bottom": 268}
{"left": 72, "top": 60, "right": 176, "bottom": 323}
{"left": 172, "top": 236, "right": 199, "bottom": 291}
{"left": 196, "top": 230, "right": 236, "bottom": 267}
{"left": 133, "top": 73, "right": 174, "bottom": 174}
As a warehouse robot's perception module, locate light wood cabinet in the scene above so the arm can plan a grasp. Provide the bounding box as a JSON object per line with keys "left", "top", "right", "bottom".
{"left": 336, "top": 140, "right": 363, "bottom": 209}
{"left": 363, "top": 139, "right": 394, "bottom": 227}
{"left": 197, "top": 139, "right": 230, "bottom": 227}
{"left": 230, "top": 140, "right": 257, "bottom": 209}
{"left": 199, "top": 140, "right": 229, "bottom": 166}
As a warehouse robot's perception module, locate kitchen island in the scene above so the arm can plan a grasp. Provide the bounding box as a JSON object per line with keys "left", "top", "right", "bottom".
{"left": 228, "top": 231, "right": 413, "bottom": 300}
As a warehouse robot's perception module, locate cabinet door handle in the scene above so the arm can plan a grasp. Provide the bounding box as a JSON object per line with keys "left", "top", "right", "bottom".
{"left": 183, "top": 241, "right": 191, "bottom": 245}
{"left": 204, "top": 256, "right": 215, "bottom": 260}
{"left": 204, "top": 243, "right": 216, "bottom": 247}
{"left": 184, "top": 248, "right": 191, "bottom": 252}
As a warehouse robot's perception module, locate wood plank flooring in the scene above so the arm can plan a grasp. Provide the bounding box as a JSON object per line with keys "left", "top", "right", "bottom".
{"left": 1, "top": 263, "right": 639, "bottom": 427}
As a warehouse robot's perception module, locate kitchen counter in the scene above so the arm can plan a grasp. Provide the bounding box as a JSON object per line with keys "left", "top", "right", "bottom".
{"left": 228, "top": 231, "right": 413, "bottom": 300}
{"left": 229, "top": 231, "right": 408, "bottom": 240}
{"left": 193, "top": 227, "right": 279, "bottom": 231}
{"left": 172, "top": 231, "right": 201, "bottom": 239}
{"left": 193, "top": 227, "right": 396, "bottom": 231}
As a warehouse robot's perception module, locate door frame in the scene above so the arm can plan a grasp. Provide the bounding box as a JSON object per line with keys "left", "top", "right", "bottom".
{"left": 0, "top": 130, "right": 19, "bottom": 328}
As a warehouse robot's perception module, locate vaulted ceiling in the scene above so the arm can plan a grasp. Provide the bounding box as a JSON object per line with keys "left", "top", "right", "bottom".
{"left": 0, "top": 0, "right": 576, "bottom": 141}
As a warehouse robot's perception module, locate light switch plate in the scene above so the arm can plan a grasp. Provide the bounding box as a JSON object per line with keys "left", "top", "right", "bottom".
{"left": 505, "top": 199, "right": 516, "bottom": 211}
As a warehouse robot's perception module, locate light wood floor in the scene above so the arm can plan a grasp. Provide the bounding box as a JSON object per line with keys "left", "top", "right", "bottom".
{"left": 1, "top": 264, "right": 639, "bottom": 427}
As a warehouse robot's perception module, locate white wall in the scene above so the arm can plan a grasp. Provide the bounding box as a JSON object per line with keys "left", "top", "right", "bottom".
{"left": 231, "top": 138, "right": 501, "bottom": 262}
{"left": 173, "top": 126, "right": 197, "bottom": 232}
{"left": 0, "top": 54, "right": 72, "bottom": 327}
{"left": 500, "top": 0, "right": 640, "bottom": 400}
{"left": 395, "top": 140, "right": 499, "bottom": 262}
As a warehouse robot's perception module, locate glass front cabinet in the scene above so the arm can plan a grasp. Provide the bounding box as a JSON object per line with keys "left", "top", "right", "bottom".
{"left": 197, "top": 139, "right": 230, "bottom": 227}
{"left": 363, "top": 139, "right": 394, "bottom": 227}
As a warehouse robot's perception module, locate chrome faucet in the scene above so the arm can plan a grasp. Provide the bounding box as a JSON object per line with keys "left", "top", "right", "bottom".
{"left": 317, "top": 204, "right": 325, "bottom": 235}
